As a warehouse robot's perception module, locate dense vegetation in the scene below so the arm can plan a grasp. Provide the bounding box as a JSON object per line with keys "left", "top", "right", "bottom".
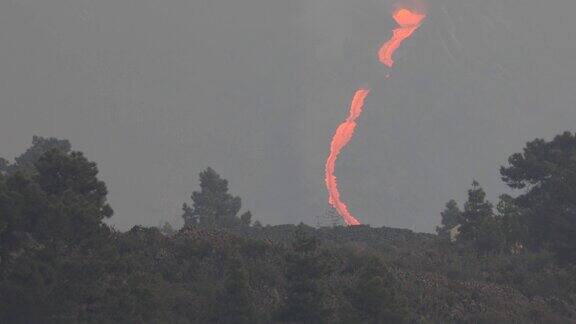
{"left": 1, "top": 134, "right": 576, "bottom": 323}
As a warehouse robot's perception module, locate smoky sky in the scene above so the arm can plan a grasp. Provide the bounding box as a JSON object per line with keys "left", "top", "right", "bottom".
{"left": 1, "top": 0, "right": 576, "bottom": 232}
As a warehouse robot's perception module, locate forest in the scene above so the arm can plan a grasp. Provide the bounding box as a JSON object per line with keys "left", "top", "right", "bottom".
{"left": 1, "top": 133, "right": 576, "bottom": 323}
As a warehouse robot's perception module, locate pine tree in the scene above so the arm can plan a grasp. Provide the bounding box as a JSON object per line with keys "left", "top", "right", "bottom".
{"left": 181, "top": 203, "right": 197, "bottom": 226}
{"left": 34, "top": 149, "right": 113, "bottom": 243}
{"left": 182, "top": 167, "right": 242, "bottom": 228}
{"left": 458, "top": 180, "right": 493, "bottom": 241}
{"left": 501, "top": 132, "right": 576, "bottom": 263}
{"left": 5, "top": 136, "right": 71, "bottom": 175}
{"left": 462, "top": 181, "right": 493, "bottom": 224}
{"left": 458, "top": 181, "right": 504, "bottom": 254}
{"left": 436, "top": 199, "right": 462, "bottom": 239}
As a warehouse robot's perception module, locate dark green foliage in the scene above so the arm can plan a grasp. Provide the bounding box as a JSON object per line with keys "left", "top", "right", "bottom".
{"left": 1, "top": 134, "right": 576, "bottom": 323}
{"left": 278, "top": 224, "right": 328, "bottom": 323}
{"left": 240, "top": 211, "right": 252, "bottom": 227}
{"left": 0, "top": 172, "right": 54, "bottom": 247}
{"left": 450, "top": 181, "right": 506, "bottom": 254}
{"left": 217, "top": 258, "right": 256, "bottom": 323}
{"left": 497, "top": 194, "right": 528, "bottom": 249}
{"left": 0, "top": 138, "right": 116, "bottom": 322}
{"left": 460, "top": 181, "right": 494, "bottom": 228}
{"left": 501, "top": 131, "right": 576, "bottom": 263}
{"left": 182, "top": 167, "right": 244, "bottom": 228}
{"left": 1, "top": 136, "right": 71, "bottom": 175}
{"left": 0, "top": 158, "right": 8, "bottom": 175}
{"left": 181, "top": 202, "right": 197, "bottom": 225}
{"left": 436, "top": 199, "right": 462, "bottom": 239}
{"left": 158, "top": 221, "right": 176, "bottom": 236}
{"left": 0, "top": 136, "right": 111, "bottom": 248}
{"left": 349, "top": 255, "right": 408, "bottom": 323}
{"left": 473, "top": 216, "right": 506, "bottom": 255}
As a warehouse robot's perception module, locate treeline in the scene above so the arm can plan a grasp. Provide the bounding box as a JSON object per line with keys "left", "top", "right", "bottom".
{"left": 437, "top": 132, "right": 576, "bottom": 264}
{"left": 0, "top": 134, "right": 575, "bottom": 323}
{"left": 0, "top": 137, "right": 407, "bottom": 323}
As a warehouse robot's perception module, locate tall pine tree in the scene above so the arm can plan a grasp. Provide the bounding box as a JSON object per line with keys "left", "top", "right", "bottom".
{"left": 182, "top": 167, "right": 250, "bottom": 228}
{"left": 501, "top": 132, "right": 576, "bottom": 262}
{"left": 458, "top": 181, "right": 505, "bottom": 254}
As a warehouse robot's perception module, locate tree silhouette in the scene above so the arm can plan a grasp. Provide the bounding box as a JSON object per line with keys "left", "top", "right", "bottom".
{"left": 182, "top": 167, "right": 250, "bottom": 228}
{"left": 436, "top": 199, "right": 463, "bottom": 239}
{"left": 2, "top": 136, "right": 71, "bottom": 175}
{"left": 457, "top": 181, "right": 505, "bottom": 254}
{"left": 501, "top": 132, "right": 576, "bottom": 262}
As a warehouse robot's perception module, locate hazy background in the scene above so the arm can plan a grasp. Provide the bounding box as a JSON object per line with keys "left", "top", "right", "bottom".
{"left": 1, "top": 0, "right": 575, "bottom": 232}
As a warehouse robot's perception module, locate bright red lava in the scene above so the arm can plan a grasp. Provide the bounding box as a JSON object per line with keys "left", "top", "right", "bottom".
{"left": 379, "top": 8, "right": 426, "bottom": 67}
{"left": 325, "top": 88, "right": 370, "bottom": 226}
{"left": 324, "top": 8, "right": 425, "bottom": 226}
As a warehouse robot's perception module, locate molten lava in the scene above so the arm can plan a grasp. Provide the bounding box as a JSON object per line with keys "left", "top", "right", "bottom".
{"left": 324, "top": 7, "right": 425, "bottom": 226}
{"left": 379, "top": 8, "right": 426, "bottom": 67}
{"left": 325, "top": 88, "right": 370, "bottom": 226}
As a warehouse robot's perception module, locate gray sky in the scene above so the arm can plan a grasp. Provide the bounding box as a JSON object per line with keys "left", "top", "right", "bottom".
{"left": 1, "top": 0, "right": 576, "bottom": 232}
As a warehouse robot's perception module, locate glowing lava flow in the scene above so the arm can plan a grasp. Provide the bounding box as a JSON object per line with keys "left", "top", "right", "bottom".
{"left": 379, "top": 8, "right": 426, "bottom": 67}
{"left": 325, "top": 88, "right": 370, "bottom": 226}
{"left": 325, "top": 8, "right": 425, "bottom": 225}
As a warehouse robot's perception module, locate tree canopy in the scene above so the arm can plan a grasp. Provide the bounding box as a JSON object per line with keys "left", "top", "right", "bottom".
{"left": 182, "top": 167, "right": 249, "bottom": 228}
{"left": 501, "top": 131, "right": 576, "bottom": 262}
{"left": 1, "top": 134, "right": 576, "bottom": 322}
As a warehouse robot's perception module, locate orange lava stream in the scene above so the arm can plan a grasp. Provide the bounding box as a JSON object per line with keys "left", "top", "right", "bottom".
{"left": 325, "top": 88, "right": 370, "bottom": 226}
{"left": 324, "top": 8, "right": 425, "bottom": 226}
{"left": 379, "top": 9, "right": 426, "bottom": 67}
